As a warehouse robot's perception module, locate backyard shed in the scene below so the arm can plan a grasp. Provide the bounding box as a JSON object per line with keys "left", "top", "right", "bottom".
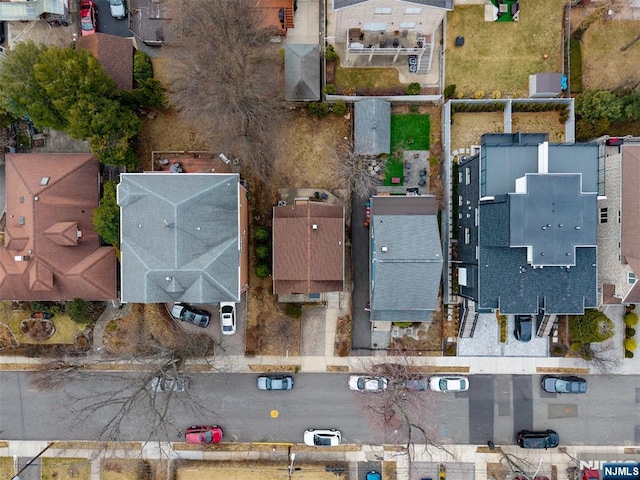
{"left": 528, "top": 73, "right": 562, "bottom": 98}
{"left": 285, "top": 44, "right": 321, "bottom": 101}
{"left": 354, "top": 99, "right": 391, "bottom": 156}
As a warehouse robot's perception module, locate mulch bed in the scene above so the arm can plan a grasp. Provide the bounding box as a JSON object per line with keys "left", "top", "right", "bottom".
{"left": 20, "top": 318, "right": 55, "bottom": 341}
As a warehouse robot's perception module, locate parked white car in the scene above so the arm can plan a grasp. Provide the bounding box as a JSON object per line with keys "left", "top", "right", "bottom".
{"left": 220, "top": 302, "right": 236, "bottom": 335}
{"left": 109, "top": 0, "right": 126, "bottom": 19}
{"left": 348, "top": 375, "right": 388, "bottom": 393}
{"left": 429, "top": 376, "right": 469, "bottom": 392}
{"left": 303, "top": 428, "right": 341, "bottom": 446}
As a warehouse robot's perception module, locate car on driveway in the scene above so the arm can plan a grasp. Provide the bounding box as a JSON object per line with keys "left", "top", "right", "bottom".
{"left": 80, "top": 0, "right": 97, "bottom": 36}
{"left": 348, "top": 375, "right": 388, "bottom": 392}
{"left": 257, "top": 374, "right": 294, "bottom": 390}
{"left": 149, "top": 375, "right": 188, "bottom": 393}
{"left": 514, "top": 315, "right": 533, "bottom": 342}
{"left": 185, "top": 425, "right": 223, "bottom": 444}
{"left": 517, "top": 430, "right": 559, "bottom": 449}
{"left": 171, "top": 303, "right": 211, "bottom": 328}
{"left": 220, "top": 302, "right": 236, "bottom": 335}
{"left": 429, "top": 376, "right": 469, "bottom": 392}
{"left": 109, "top": 0, "right": 126, "bottom": 19}
{"left": 303, "top": 428, "right": 341, "bottom": 446}
{"left": 541, "top": 375, "right": 587, "bottom": 394}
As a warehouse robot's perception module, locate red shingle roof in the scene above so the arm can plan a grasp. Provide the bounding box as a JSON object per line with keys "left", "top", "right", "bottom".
{"left": 0, "top": 153, "right": 117, "bottom": 301}
{"left": 77, "top": 33, "right": 134, "bottom": 90}
{"left": 273, "top": 203, "right": 344, "bottom": 295}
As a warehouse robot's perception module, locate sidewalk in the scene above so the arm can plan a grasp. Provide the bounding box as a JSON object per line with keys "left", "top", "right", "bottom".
{"left": 4, "top": 439, "right": 637, "bottom": 480}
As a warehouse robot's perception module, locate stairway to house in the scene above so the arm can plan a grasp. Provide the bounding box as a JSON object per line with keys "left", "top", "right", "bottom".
{"left": 284, "top": 7, "right": 294, "bottom": 29}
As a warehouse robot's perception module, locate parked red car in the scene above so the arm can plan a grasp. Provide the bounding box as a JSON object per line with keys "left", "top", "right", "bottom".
{"left": 80, "top": 0, "right": 97, "bottom": 36}
{"left": 185, "top": 425, "right": 223, "bottom": 444}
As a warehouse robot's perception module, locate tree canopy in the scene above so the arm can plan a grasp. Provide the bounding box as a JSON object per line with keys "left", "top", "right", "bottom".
{"left": 93, "top": 181, "right": 120, "bottom": 248}
{"left": 576, "top": 90, "right": 624, "bottom": 124}
{"left": 0, "top": 41, "right": 141, "bottom": 166}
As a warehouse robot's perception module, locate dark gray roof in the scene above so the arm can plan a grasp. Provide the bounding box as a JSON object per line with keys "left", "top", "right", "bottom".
{"left": 118, "top": 173, "right": 241, "bottom": 304}
{"left": 456, "top": 133, "right": 599, "bottom": 315}
{"left": 480, "top": 134, "right": 598, "bottom": 196}
{"left": 354, "top": 99, "right": 391, "bottom": 156}
{"left": 370, "top": 195, "right": 443, "bottom": 321}
{"left": 285, "top": 44, "right": 320, "bottom": 102}
{"left": 334, "top": 0, "right": 452, "bottom": 10}
{"left": 509, "top": 174, "right": 597, "bottom": 266}
{"left": 530, "top": 73, "right": 563, "bottom": 97}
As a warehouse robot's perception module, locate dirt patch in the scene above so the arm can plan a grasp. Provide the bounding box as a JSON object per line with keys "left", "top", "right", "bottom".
{"left": 20, "top": 318, "right": 55, "bottom": 341}
{"left": 175, "top": 460, "right": 349, "bottom": 480}
{"left": 487, "top": 462, "right": 507, "bottom": 480}
{"left": 101, "top": 459, "right": 152, "bottom": 480}
{"left": 41, "top": 457, "right": 91, "bottom": 480}
{"left": 0, "top": 323, "right": 18, "bottom": 349}
{"left": 334, "top": 315, "right": 352, "bottom": 357}
{"left": 450, "top": 112, "right": 505, "bottom": 150}
{"left": 512, "top": 111, "right": 566, "bottom": 142}
{"left": 327, "top": 365, "right": 350, "bottom": 372}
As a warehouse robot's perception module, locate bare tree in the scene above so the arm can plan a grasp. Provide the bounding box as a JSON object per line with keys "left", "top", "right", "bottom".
{"left": 331, "top": 144, "right": 384, "bottom": 199}
{"left": 166, "top": 0, "right": 283, "bottom": 182}
{"left": 352, "top": 350, "right": 455, "bottom": 477}
{"left": 28, "top": 311, "right": 221, "bottom": 457}
{"left": 575, "top": 341, "right": 621, "bottom": 373}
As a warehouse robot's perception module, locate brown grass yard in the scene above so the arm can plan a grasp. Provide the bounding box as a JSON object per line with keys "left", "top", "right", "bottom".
{"left": 446, "top": 0, "right": 564, "bottom": 95}
{"left": 334, "top": 63, "right": 405, "bottom": 95}
{"left": 41, "top": 458, "right": 91, "bottom": 480}
{"left": 581, "top": 19, "right": 640, "bottom": 91}
{"left": 450, "top": 112, "right": 504, "bottom": 151}
{"left": 511, "top": 111, "right": 565, "bottom": 142}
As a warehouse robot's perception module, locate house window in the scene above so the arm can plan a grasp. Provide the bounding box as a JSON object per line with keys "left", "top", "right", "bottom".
{"left": 475, "top": 207, "right": 479, "bottom": 226}
{"left": 19, "top": 196, "right": 24, "bottom": 203}
{"left": 629, "top": 272, "right": 637, "bottom": 284}
{"left": 363, "top": 22, "right": 387, "bottom": 31}
{"left": 464, "top": 228, "right": 470, "bottom": 244}
{"left": 600, "top": 207, "right": 608, "bottom": 223}
{"left": 374, "top": 7, "right": 392, "bottom": 14}
{"left": 465, "top": 167, "right": 470, "bottom": 185}
{"left": 458, "top": 171, "right": 462, "bottom": 183}
{"left": 405, "top": 7, "right": 422, "bottom": 14}
{"left": 19, "top": 216, "right": 25, "bottom": 225}
{"left": 40, "top": 177, "right": 50, "bottom": 186}
{"left": 458, "top": 195, "right": 463, "bottom": 206}
{"left": 399, "top": 22, "right": 416, "bottom": 28}
{"left": 475, "top": 246, "right": 479, "bottom": 260}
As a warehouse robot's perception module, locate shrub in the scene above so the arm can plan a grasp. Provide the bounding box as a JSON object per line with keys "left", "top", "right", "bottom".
{"left": 569, "top": 309, "right": 614, "bottom": 343}
{"left": 325, "top": 44, "right": 338, "bottom": 62}
{"left": 569, "top": 39, "right": 583, "bottom": 93}
{"left": 393, "top": 322, "right": 413, "bottom": 328}
{"left": 625, "top": 338, "right": 637, "bottom": 351}
{"left": 255, "top": 244, "right": 271, "bottom": 260}
{"left": 551, "top": 345, "right": 564, "bottom": 356}
{"left": 473, "top": 90, "right": 485, "bottom": 99}
{"left": 307, "top": 102, "right": 320, "bottom": 115}
{"left": 443, "top": 84, "right": 456, "bottom": 100}
{"left": 409, "top": 105, "right": 419, "bottom": 113}
{"left": 65, "top": 299, "right": 91, "bottom": 325}
{"left": 558, "top": 107, "right": 569, "bottom": 124}
{"left": 324, "top": 84, "right": 336, "bottom": 95}
{"left": 254, "top": 226, "right": 270, "bottom": 243}
{"left": 255, "top": 263, "right": 271, "bottom": 278}
{"left": 406, "top": 83, "right": 421, "bottom": 95}
{"left": 625, "top": 312, "right": 639, "bottom": 326}
{"left": 626, "top": 327, "right": 636, "bottom": 338}
{"left": 133, "top": 51, "right": 154, "bottom": 83}
{"left": 317, "top": 102, "right": 330, "bottom": 117}
{"left": 284, "top": 304, "right": 302, "bottom": 319}
{"left": 626, "top": 350, "right": 635, "bottom": 359}
{"left": 332, "top": 100, "right": 347, "bottom": 116}
{"left": 491, "top": 90, "right": 502, "bottom": 99}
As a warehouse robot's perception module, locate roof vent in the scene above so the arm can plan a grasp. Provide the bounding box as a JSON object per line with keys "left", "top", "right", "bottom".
{"left": 381, "top": 246, "right": 388, "bottom": 252}
{"left": 312, "top": 224, "right": 318, "bottom": 230}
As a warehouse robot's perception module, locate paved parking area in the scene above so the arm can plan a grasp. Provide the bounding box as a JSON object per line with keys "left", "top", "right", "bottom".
{"left": 94, "top": 0, "right": 132, "bottom": 37}
{"left": 457, "top": 313, "right": 548, "bottom": 357}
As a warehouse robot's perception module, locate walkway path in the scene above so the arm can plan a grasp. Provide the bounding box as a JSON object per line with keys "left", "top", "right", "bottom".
{"left": 91, "top": 303, "right": 131, "bottom": 352}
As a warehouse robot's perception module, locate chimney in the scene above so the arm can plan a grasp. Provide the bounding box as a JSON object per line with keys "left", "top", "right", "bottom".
{"left": 312, "top": 224, "right": 318, "bottom": 230}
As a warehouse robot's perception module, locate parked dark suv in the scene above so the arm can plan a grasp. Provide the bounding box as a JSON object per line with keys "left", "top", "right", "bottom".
{"left": 517, "top": 430, "right": 559, "bottom": 449}
{"left": 514, "top": 315, "right": 533, "bottom": 342}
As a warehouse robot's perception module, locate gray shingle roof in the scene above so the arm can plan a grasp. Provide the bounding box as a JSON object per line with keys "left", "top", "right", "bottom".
{"left": 354, "top": 99, "right": 391, "bottom": 156}
{"left": 285, "top": 44, "right": 320, "bottom": 102}
{"left": 370, "top": 195, "right": 443, "bottom": 322}
{"left": 456, "top": 133, "right": 599, "bottom": 315}
{"left": 334, "top": 0, "right": 452, "bottom": 10}
{"left": 118, "top": 173, "right": 241, "bottom": 304}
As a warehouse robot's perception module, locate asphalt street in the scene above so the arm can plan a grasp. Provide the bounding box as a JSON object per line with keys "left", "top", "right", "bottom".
{"left": 1, "top": 373, "right": 638, "bottom": 447}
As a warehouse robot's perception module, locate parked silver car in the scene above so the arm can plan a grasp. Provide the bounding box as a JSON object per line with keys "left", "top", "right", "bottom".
{"left": 148, "top": 375, "right": 188, "bottom": 393}
{"left": 257, "top": 375, "right": 294, "bottom": 391}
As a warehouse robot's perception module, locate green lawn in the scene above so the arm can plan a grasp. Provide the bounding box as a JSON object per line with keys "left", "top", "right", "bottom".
{"left": 445, "top": 0, "right": 564, "bottom": 94}
{"left": 384, "top": 157, "right": 404, "bottom": 186}
{"left": 390, "top": 114, "right": 430, "bottom": 150}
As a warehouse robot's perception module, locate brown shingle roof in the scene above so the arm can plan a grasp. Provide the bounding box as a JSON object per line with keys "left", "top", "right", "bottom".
{"left": 0, "top": 153, "right": 117, "bottom": 301}
{"left": 77, "top": 33, "right": 134, "bottom": 90}
{"left": 273, "top": 203, "right": 344, "bottom": 295}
